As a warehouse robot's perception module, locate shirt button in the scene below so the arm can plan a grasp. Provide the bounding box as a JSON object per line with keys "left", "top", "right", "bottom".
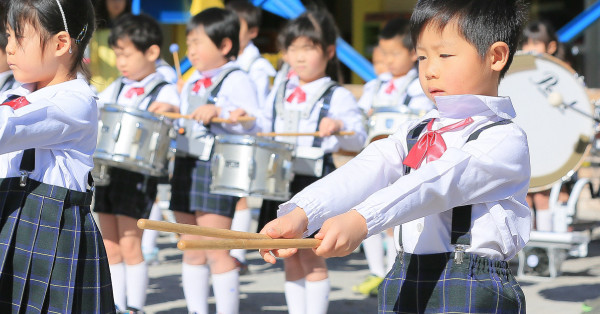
{"left": 417, "top": 223, "right": 423, "bottom": 233}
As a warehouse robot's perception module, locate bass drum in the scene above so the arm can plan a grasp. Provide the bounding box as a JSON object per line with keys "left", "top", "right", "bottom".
{"left": 499, "top": 53, "right": 594, "bottom": 192}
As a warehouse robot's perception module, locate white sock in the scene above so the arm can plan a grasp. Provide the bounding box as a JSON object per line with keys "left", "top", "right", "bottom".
{"left": 182, "top": 263, "right": 210, "bottom": 314}
{"left": 109, "top": 263, "right": 127, "bottom": 311}
{"left": 141, "top": 203, "right": 161, "bottom": 253}
{"left": 212, "top": 269, "right": 240, "bottom": 314}
{"left": 305, "top": 278, "right": 330, "bottom": 314}
{"left": 384, "top": 235, "right": 397, "bottom": 273}
{"left": 536, "top": 209, "right": 553, "bottom": 232}
{"left": 230, "top": 208, "right": 252, "bottom": 263}
{"left": 284, "top": 279, "right": 306, "bottom": 314}
{"left": 125, "top": 261, "right": 148, "bottom": 310}
{"left": 363, "top": 233, "right": 385, "bottom": 278}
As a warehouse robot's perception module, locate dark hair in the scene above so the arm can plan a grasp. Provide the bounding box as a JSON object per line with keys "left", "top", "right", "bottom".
{"left": 380, "top": 18, "right": 413, "bottom": 51}
{"left": 187, "top": 7, "right": 240, "bottom": 60}
{"left": 0, "top": 30, "right": 7, "bottom": 52}
{"left": 95, "top": 0, "right": 132, "bottom": 29}
{"left": 6, "top": 0, "right": 96, "bottom": 78}
{"left": 522, "top": 20, "right": 558, "bottom": 51}
{"left": 410, "top": 0, "right": 527, "bottom": 78}
{"left": 226, "top": 0, "right": 261, "bottom": 29}
{"left": 280, "top": 10, "right": 341, "bottom": 81}
{"left": 108, "top": 13, "right": 162, "bottom": 54}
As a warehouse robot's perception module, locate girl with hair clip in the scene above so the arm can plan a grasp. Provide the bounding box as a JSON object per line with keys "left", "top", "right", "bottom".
{"left": 169, "top": 7, "right": 261, "bottom": 314}
{"left": 258, "top": 10, "right": 366, "bottom": 314}
{"left": 0, "top": 0, "right": 115, "bottom": 313}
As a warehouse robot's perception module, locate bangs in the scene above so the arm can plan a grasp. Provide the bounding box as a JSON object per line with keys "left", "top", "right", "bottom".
{"left": 282, "top": 14, "right": 325, "bottom": 50}
{"left": 6, "top": 1, "right": 49, "bottom": 45}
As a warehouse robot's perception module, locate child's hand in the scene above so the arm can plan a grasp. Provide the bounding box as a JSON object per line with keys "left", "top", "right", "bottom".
{"left": 147, "top": 102, "right": 179, "bottom": 114}
{"left": 229, "top": 108, "right": 255, "bottom": 129}
{"left": 176, "top": 78, "right": 185, "bottom": 94}
{"left": 313, "top": 210, "right": 368, "bottom": 258}
{"left": 259, "top": 207, "right": 309, "bottom": 264}
{"left": 318, "top": 117, "right": 343, "bottom": 137}
{"left": 190, "top": 105, "right": 219, "bottom": 125}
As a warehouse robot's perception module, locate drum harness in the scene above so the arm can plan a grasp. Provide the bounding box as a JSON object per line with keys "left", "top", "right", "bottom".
{"left": 400, "top": 117, "right": 512, "bottom": 264}
{"left": 372, "top": 72, "right": 418, "bottom": 109}
{"left": 0, "top": 74, "right": 15, "bottom": 95}
{"left": 177, "top": 67, "right": 241, "bottom": 161}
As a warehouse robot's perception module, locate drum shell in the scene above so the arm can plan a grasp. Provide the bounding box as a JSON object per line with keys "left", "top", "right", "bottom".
{"left": 367, "top": 107, "right": 418, "bottom": 144}
{"left": 95, "top": 104, "right": 173, "bottom": 177}
{"left": 210, "top": 135, "right": 294, "bottom": 201}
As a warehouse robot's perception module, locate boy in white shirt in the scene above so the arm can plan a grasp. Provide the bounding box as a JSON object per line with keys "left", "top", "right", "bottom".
{"left": 260, "top": 0, "right": 530, "bottom": 312}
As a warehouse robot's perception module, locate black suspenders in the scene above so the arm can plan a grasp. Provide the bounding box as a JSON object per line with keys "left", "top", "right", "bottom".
{"left": 401, "top": 118, "right": 513, "bottom": 262}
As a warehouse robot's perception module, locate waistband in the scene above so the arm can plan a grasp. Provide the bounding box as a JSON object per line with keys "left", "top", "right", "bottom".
{"left": 398, "top": 251, "right": 511, "bottom": 274}
{"left": 0, "top": 177, "right": 93, "bottom": 207}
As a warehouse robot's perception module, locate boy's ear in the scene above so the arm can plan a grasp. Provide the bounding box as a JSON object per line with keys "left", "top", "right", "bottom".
{"left": 145, "top": 44, "right": 161, "bottom": 62}
{"left": 489, "top": 41, "right": 509, "bottom": 73}
{"left": 409, "top": 49, "right": 418, "bottom": 62}
{"left": 219, "top": 38, "right": 233, "bottom": 57}
{"left": 547, "top": 40, "right": 558, "bottom": 55}
{"left": 54, "top": 31, "right": 72, "bottom": 56}
{"left": 326, "top": 45, "right": 336, "bottom": 60}
{"left": 248, "top": 26, "right": 259, "bottom": 40}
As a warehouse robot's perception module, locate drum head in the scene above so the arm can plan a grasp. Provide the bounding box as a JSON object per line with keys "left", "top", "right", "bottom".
{"left": 499, "top": 53, "right": 594, "bottom": 192}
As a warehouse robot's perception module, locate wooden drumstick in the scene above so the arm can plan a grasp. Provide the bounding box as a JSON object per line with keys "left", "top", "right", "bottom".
{"left": 256, "top": 131, "right": 356, "bottom": 137}
{"left": 178, "top": 238, "right": 322, "bottom": 250}
{"left": 156, "top": 112, "right": 256, "bottom": 124}
{"left": 137, "top": 219, "right": 270, "bottom": 239}
{"left": 170, "top": 44, "right": 182, "bottom": 80}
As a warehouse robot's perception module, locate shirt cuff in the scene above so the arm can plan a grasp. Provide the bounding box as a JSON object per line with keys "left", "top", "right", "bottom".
{"left": 279, "top": 196, "right": 326, "bottom": 238}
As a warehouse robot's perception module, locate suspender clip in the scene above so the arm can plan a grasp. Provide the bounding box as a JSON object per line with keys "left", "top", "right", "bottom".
{"left": 19, "top": 170, "right": 29, "bottom": 187}
{"left": 454, "top": 244, "right": 469, "bottom": 264}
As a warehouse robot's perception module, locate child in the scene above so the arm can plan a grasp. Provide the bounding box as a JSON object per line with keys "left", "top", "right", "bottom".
{"left": 94, "top": 13, "right": 180, "bottom": 312}
{"left": 358, "top": 18, "right": 433, "bottom": 116}
{"left": 0, "top": 0, "right": 115, "bottom": 312}
{"left": 260, "top": 0, "right": 530, "bottom": 313}
{"left": 169, "top": 8, "right": 261, "bottom": 314}
{"left": 0, "top": 32, "right": 19, "bottom": 94}
{"left": 258, "top": 10, "right": 366, "bottom": 314}
{"left": 226, "top": 0, "right": 277, "bottom": 274}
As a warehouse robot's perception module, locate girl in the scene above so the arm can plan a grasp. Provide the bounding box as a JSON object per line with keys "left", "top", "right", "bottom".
{"left": 258, "top": 10, "right": 366, "bottom": 314}
{"left": 169, "top": 8, "right": 261, "bottom": 314}
{"left": 0, "top": 0, "right": 114, "bottom": 313}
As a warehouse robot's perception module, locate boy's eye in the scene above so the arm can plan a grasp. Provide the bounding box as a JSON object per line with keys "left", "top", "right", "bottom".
{"left": 417, "top": 56, "right": 427, "bottom": 61}
{"left": 440, "top": 54, "right": 453, "bottom": 58}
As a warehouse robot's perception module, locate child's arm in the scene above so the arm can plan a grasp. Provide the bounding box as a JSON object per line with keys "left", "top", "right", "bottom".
{"left": 148, "top": 84, "right": 181, "bottom": 113}
{"left": 215, "top": 71, "right": 261, "bottom": 133}
{"left": 321, "top": 88, "right": 367, "bottom": 152}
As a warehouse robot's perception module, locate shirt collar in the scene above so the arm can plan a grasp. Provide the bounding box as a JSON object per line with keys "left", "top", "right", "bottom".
{"left": 433, "top": 94, "right": 516, "bottom": 120}
{"left": 194, "top": 61, "right": 236, "bottom": 80}
{"left": 122, "top": 72, "right": 162, "bottom": 86}
{"left": 237, "top": 42, "right": 259, "bottom": 66}
{"left": 6, "top": 78, "right": 96, "bottom": 103}
{"left": 287, "top": 76, "right": 331, "bottom": 93}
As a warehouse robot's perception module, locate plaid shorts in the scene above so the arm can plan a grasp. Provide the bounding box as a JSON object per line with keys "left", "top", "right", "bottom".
{"left": 0, "top": 177, "right": 115, "bottom": 313}
{"left": 169, "top": 157, "right": 238, "bottom": 218}
{"left": 93, "top": 167, "right": 158, "bottom": 219}
{"left": 379, "top": 251, "right": 525, "bottom": 313}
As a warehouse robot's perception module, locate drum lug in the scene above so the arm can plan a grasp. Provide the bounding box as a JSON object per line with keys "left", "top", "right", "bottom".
{"left": 112, "top": 122, "right": 121, "bottom": 141}
{"left": 134, "top": 122, "right": 143, "bottom": 144}
{"left": 248, "top": 156, "right": 256, "bottom": 179}
{"left": 211, "top": 154, "right": 224, "bottom": 177}
{"left": 267, "top": 153, "right": 278, "bottom": 177}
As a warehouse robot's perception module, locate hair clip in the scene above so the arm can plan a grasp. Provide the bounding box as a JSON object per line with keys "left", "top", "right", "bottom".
{"left": 76, "top": 24, "right": 88, "bottom": 44}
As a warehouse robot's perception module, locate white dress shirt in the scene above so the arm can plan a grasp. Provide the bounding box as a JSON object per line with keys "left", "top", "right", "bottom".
{"left": 236, "top": 42, "right": 276, "bottom": 107}
{"left": 97, "top": 72, "right": 180, "bottom": 110}
{"left": 262, "top": 76, "right": 367, "bottom": 153}
{"left": 358, "top": 68, "right": 434, "bottom": 114}
{"left": 279, "top": 94, "right": 531, "bottom": 260}
{"left": 180, "top": 62, "right": 261, "bottom": 135}
{"left": 0, "top": 79, "right": 98, "bottom": 191}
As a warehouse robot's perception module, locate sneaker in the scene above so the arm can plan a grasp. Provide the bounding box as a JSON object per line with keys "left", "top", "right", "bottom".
{"left": 582, "top": 295, "right": 600, "bottom": 313}
{"left": 143, "top": 247, "right": 159, "bottom": 265}
{"left": 233, "top": 257, "right": 250, "bottom": 275}
{"left": 352, "top": 274, "right": 383, "bottom": 296}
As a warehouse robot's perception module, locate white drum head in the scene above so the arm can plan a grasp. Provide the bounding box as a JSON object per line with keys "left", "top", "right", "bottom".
{"left": 499, "top": 53, "right": 594, "bottom": 192}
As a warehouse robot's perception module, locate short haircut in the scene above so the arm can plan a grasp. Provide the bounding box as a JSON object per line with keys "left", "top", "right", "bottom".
{"left": 410, "top": 0, "right": 527, "bottom": 78}
{"left": 108, "top": 13, "right": 163, "bottom": 53}
{"left": 0, "top": 32, "right": 7, "bottom": 52}
{"left": 187, "top": 8, "right": 240, "bottom": 59}
{"left": 226, "top": 0, "right": 262, "bottom": 29}
{"left": 522, "top": 20, "right": 558, "bottom": 47}
{"left": 379, "top": 18, "right": 413, "bottom": 51}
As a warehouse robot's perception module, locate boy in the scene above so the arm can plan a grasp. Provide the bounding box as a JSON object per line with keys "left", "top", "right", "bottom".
{"left": 260, "top": 0, "right": 530, "bottom": 312}
{"left": 94, "top": 13, "right": 180, "bottom": 312}
{"left": 358, "top": 18, "right": 433, "bottom": 116}
{"left": 0, "top": 31, "right": 18, "bottom": 94}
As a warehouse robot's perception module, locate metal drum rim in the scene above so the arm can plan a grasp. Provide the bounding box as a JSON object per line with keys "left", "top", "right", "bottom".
{"left": 215, "top": 134, "right": 295, "bottom": 151}
{"left": 102, "top": 103, "right": 173, "bottom": 125}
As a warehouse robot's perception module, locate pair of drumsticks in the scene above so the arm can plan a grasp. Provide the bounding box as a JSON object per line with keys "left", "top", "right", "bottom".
{"left": 138, "top": 219, "right": 320, "bottom": 250}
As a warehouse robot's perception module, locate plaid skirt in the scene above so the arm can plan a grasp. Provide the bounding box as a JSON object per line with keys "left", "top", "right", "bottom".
{"left": 0, "top": 177, "right": 115, "bottom": 313}
{"left": 379, "top": 252, "right": 525, "bottom": 313}
{"left": 169, "top": 156, "right": 238, "bottom": 218}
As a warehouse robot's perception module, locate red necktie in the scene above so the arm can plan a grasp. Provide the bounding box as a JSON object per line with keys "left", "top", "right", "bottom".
{"left": 384, "top": 80, "right": 395, "bottom": 94}
{"left": 1, "top": 96, "right": 30, "bottom": 110}
{"left": 125, "top": 87, "right": 145, "bottom": 98}
{"left": 286, "top": 86, "right": 306, "bottom": 103}
{"left": 192, "top": 77, "right": 212, "bottom": 93}
{"left": 403, "top": 117, "right": 474, "bottom": 169}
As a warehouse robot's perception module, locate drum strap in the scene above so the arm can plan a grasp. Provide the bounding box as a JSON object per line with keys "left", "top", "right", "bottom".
{"left": 0, "top": 74, "right": 15, "bottom": 94}
{"left": 402, "top": 76, "right": 419, "bottom": 107}
{"left": 312, "top": 84, "right": 339, "bottom": 148}
{"left": 398, "top": 119, "right": 513, "bottom": 254}
{"left": 111, "top": 76, "right": 169, "bottom": 110}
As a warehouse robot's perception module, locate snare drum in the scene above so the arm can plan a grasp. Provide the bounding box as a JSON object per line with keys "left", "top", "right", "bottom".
{"left": 95, "top": 104, "right": 175, "bottom": 177}
{"left": 367, "top": 106, "right": 419, "bottom": 144}
{"left": 210, "top": 135, "right": 294, "bottom": 201}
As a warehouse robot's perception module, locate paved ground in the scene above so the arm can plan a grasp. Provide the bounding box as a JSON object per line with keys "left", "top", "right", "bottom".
{"left": 139, "top": 166, "right": 600, "bottom": 313}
